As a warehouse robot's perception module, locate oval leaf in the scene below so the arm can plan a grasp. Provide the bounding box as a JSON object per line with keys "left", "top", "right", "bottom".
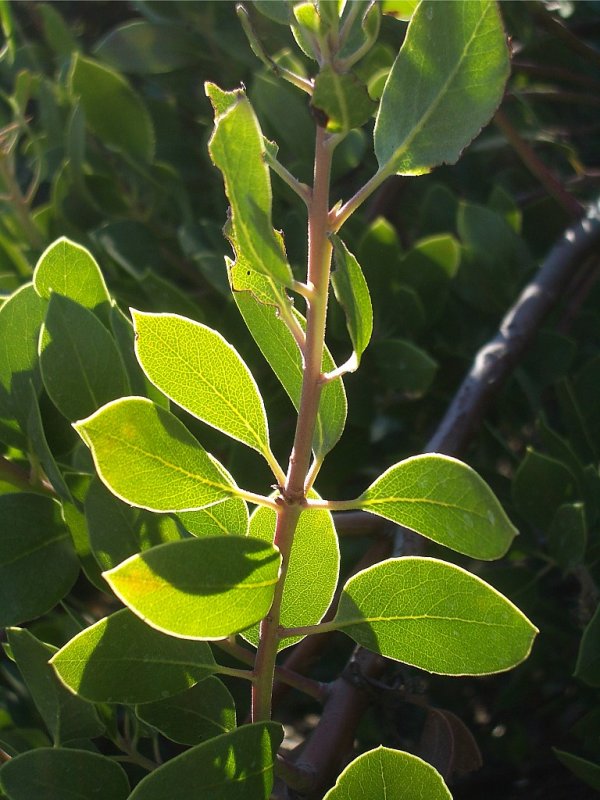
{"left": 132, "top": 310, "right": 272, "bottom": 458}
{"left": 39, "top": 293, "right": 129, "bottom": 421}
{"left": 69, "top": 53, "right": 155, "bottom": 161}
{"left": 242, "top": 502, "right": 339, "bottom": 650}
{"left": 206, "top": 85, "right": 293, "bottom": 287}
{"left": 177, "top": 496, "right": 249, "bottom": 538}
{"left": 357, "top": 453, "right": 517, "bottom": 559}
{"left": 33, "top": 237, "right": 110, "bottom": 312}
{"left": 0, "top": 493, "right": 79, "bottom": 627}
{"left": 333, "top": 556, "right": 538, "bottom": 675}
{"left": 51, "top": 608, "right": 217, "bottom": 704}
{"left": 374, "top": 0, "right": 509, "bottom": 176}
{"left": 74, "top": 397, "right": 236, "bottom": 512}
{"left": 0, "top": 748, "right": 129, "bottom": 800}
{"left": 0, "top": 284, "right": 47, "bottom": 441}
{"left": 323, "top": 746, "right": 451, "bottom": 800}
{"left": 129, "top": 722, "right": 282, "bottom": 800}
{"left": 104, "top": 536, "right": 281, "bottom": 639}
{"left": 136, "top": 676, "right": 236, "bottom": 745}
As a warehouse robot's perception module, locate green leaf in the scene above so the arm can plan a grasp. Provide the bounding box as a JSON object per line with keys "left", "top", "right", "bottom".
{"left": 356, "top": 454, "right": 517, "bottom": 560}
{"left": 548, "top": 503, "right": 587, "bottom": 571}
{"left": 574, "top": 603, "right": 600, "bottom": 687}
{"left": 85, "top": 477, "right": 185, "bottom": 572}
{"left": 374, "top": 0, "right": 509, "bottom": 175}
{"left": 132, "top": 310, "right": 273, "bottom": 459}
{"left": 373, "top": 339, "right": 437, "bottom": 398}
{"left": 26, "top": 382, "right": 73, "bottom": 502}
{"left": 253, "top": 1, "right": 292, "bottom": 25}
{"left": 136, "top": 676, "right": 236, "bottom": 745}
{"left": 206, "top": 85, "right": 293, "bottom": 287}
{"left": 177, "top": 496, "right": 249, "bottom": 538}
{"left": 323, "top": 746, "right": 451, "bottom": 800}
{"left": 231, "top": 260, "right": 347, "bottom": 458}
{"left": 242, "top": 502, "right": 339, "bottom": 650}
{"left": 74, "top": 397, "right": 236, "bottom": 512}
{"left": 39, "top": 294, "right": 130, "bottom": 421}
{"left": 311, "top": 67, "right": 376, "bottom": 134}
{"left": 334, "top": 557, "right": 538, "bottom": 675}
{"left": 94, "top": 21, "right": 202, "bottom": 74}
{"left": 512, "top": 449, "right": 578, "bottom": 530}
{"left": 109, "top": 305, "right": 168, "bottom": 406}
{"left": 69, "top": 53, "right": 155, "bottom": 162}
{"left": 381, "top": 1, "right": 419, "bottom": 21}
{"left": 104, "top": 536, "right": 281, "bottom": 639}
{"left": 51, "top": 609, "right": 217, "bottom": 704}
{"left": 7, "top": 628, "right": 104, "bottom": 745}
{"left": 128, "top": 722, "right": 282, "bottom": 800}
{"left": 33, "top": 238, "right": 110, "bottom": 314}
{"left": 554, "top": 750, "right": 600, "bottom": 791}
{"left": 61, "top": 474, "right": 106, "bottom": 591}
{"left": 0, "top": 284, "right": 46, "bottom": 442}
{"left": 0, "top": 748, "right": 129, "bottom": 800}
{"left": 0, "top": 493, "right": 79, "bottom": 627}
{"left": 330, "top": 235, "right": 373, "bottom": 372}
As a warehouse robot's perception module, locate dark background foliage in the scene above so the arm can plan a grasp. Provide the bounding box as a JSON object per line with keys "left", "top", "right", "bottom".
{"left": 0, "top": 1, "right": 599, "bottom": 798}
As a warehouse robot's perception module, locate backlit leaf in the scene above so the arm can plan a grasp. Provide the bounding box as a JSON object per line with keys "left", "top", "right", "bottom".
{"left": 132, "top": 310, "right": 273, "bottom": 459}
{"left": 356, "top": 454, "right": 517, "bottom": 559}
{"left": 51, "top": 608, "right": 217, "bottom": 704}
{"left": 374, "top": 0, "right": 509, "bottom": 175}
{"left": 0, "top": 493, "right": 79, "bottom": 627}
{"left": 177, "top": 496, "right": 249, "bottom": 538}
{"left": 334, "top": 557, "right": 538, "bottom": 675}
{"left": 104, "top": 536, "right": 281, "bottom": 639}
{"left": 206, "top": 84, "right": 293, "bottom": 287}
{"left": 136, "top": 676, "right": 236, "bottom": 745}
{"left": 0, "top": 284, "right": 46, "bottom": 442}
{"left": 330, "top": 235, "right": 373, "bottom": 372}
{"left": 323, "top": 747, "right": 451, "bottom": 800}
{"left": 243, "top": 502, "right": 339, "bottom": 650}
{"left": 33, "top": 237, "right": 110, "bottom": 313}
{"left": 129, "top": 722, "right": 282, "bottom": 800}
{"left": 230, "top": 260, "right": 347, "bottom": 458}
{"left": 74, "top": 397, "right": 235, "bottom": 512}
{"left": 0, "top": 748, "right": 129, "bottom": 800}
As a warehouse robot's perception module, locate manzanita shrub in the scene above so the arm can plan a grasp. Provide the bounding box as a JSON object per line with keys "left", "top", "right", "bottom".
{"left": 0, "top": 2, "right": 540, "bottom": 797}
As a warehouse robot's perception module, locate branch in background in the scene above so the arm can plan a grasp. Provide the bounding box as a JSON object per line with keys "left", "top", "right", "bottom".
{"left": 288, "top": 199, "right": 600, "bottom": 798}
{"left": 428, "top": 199, "right": 600, "bottom": 456}
{"left": 494, "top": 109, "right": 584, "bottom": 219}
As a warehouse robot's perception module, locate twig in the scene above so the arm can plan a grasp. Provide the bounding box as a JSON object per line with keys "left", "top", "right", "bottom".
{"left": 428, "top": 199, "right": 600, "bottom": 455}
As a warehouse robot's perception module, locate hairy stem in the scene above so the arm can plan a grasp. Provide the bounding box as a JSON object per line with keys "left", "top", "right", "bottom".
{"left": 252, "top": 125, "right": 334, "bottom": 722}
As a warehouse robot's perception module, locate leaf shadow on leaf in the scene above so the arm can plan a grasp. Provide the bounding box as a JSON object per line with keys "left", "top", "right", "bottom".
{"left": 120, "top": 536, "right": 280, "bottom": 597}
